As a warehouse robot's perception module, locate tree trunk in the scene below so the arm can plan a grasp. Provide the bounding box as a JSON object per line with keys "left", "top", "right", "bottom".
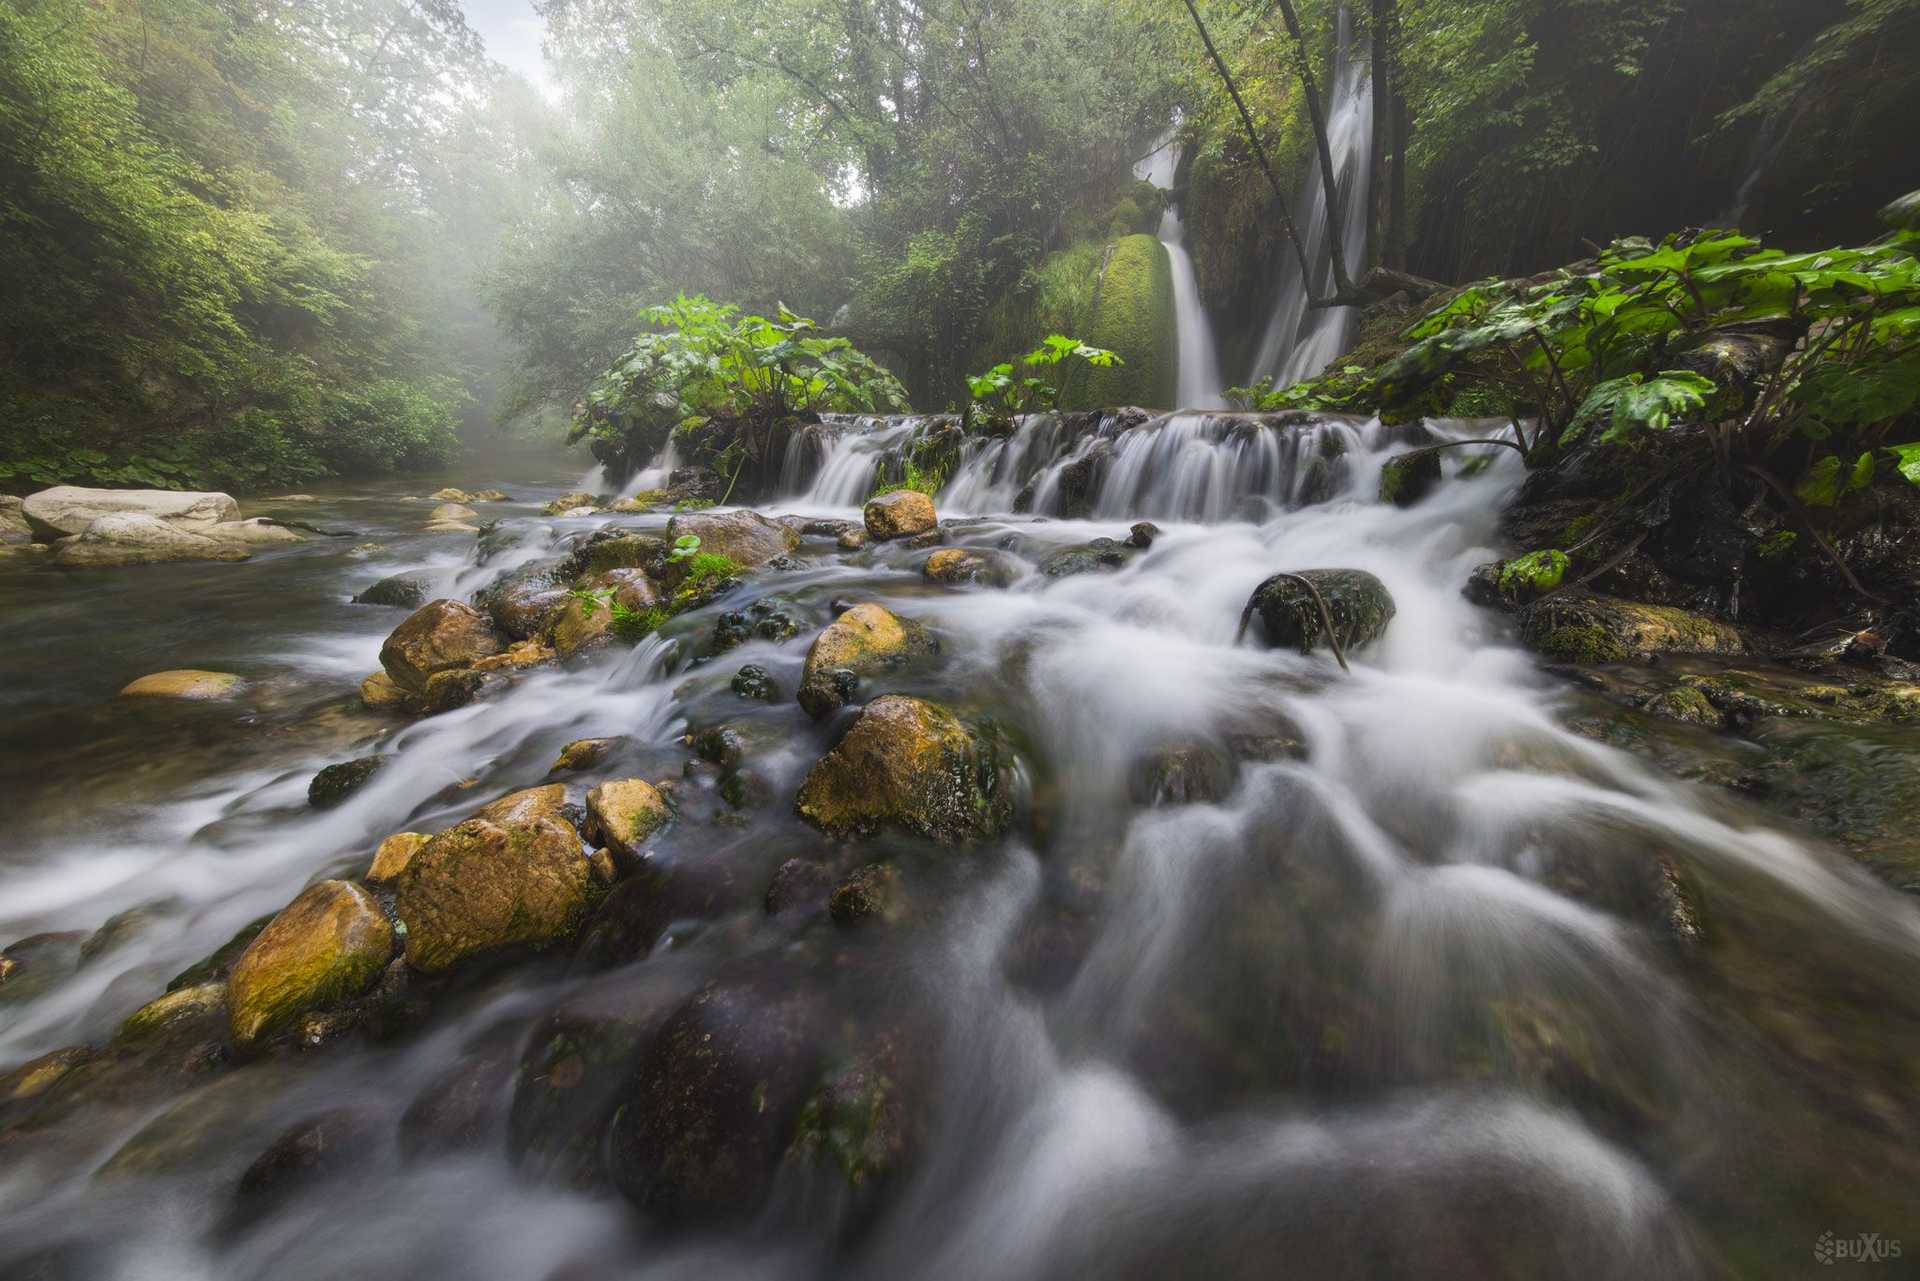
{"left": 1271, "top": 0, "right": 1355, "bottom": 297}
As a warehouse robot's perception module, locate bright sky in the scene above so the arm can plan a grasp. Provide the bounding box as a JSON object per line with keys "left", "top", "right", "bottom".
{"left": 461, "top": 0, "right": 554, "bottom": 95}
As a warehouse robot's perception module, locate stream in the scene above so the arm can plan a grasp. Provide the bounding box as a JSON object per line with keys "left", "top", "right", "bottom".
{"left": 3, "top": 417, "right": 1919, "bottom": 1279}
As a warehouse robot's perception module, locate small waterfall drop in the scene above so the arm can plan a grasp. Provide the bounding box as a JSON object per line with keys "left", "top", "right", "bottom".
{"left": 1251, "top": 7, "right": 1374, "bottom": 386}
{"left": 1136, "top": 132, "right": 1226, "bottom": 409}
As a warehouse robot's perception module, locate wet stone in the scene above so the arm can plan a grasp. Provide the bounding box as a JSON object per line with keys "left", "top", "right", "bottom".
{"left": 307, "top": 755, "right": 387, "bottom": 809}
{"left": 731, "top": 664, "right": 780, "bottom": 701}
{"left": 1240, "top": 568, "right": 1396, "bottom": 656}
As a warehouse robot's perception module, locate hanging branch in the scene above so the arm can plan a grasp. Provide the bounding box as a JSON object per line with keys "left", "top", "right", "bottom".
{"left": 1267, "top": 0, "right": 1354, "bottom": 298}
{"left": 1236, "top": 573, "right": 1352, "bottom": 673}
{"left": 1177, "top": 0, "right": 1315, "bottom": 287}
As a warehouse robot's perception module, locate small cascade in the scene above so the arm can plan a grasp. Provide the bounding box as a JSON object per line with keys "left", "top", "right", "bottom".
{"left": 620, "top": 438, "right": 681, "bottom": 498}
{"left": 1136, "top": 130, "right": 1226, "bottom": 409}
{"left": 1251, "top": 7, "right": 1374, "bottom": 386}
{"left": 784, "top": 415, "right": 932, "bottom": 507}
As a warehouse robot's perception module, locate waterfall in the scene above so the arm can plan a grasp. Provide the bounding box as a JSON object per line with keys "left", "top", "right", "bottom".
{"left": 1251, "top": 7, "right": 1375, "bottom": 386}
{"left": 1136, "top": 131, "right": 1226, "bottom": 409}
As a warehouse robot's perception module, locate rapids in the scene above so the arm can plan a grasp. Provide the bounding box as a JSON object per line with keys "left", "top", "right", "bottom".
{"left": 3, "top": 418, "right": 1919, "bottom": 1279}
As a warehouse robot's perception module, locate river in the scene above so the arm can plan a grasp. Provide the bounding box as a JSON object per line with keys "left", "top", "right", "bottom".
{"left": 2, "top": 417, "right": 1917, "bottom": 1279}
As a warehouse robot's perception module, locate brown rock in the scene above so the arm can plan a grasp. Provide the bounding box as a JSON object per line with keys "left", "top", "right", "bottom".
{"left": 665, "top": 509, "right": 799, "bottom": 569}
{"left": 365, "top": 832, "right": 429, "bottom": 884}
{"left": 379, "top": 599, "right": 503, "bottom": 694}
{"left": 923, "top": 548, "right": 1016, "bottom": 587}
{"left": 118, "top": 670, "right": 244, "bottom": 700}
{"left": 863, "top": 490, "right": 937, "bottom": 541}
{"left": 360, "top": 670, "right": 421, "bottom": 714}
{"left": 797, "top": 603, "right": 933, "bottom": 718}
{"left": 473, "top": 783, "right": 568, "bottom": 826}
{"left": 395, "top": 815, "right": 590, "bottom": 972}
{"left": 584, "top": 779, "right": 670, "bottom": 861}
{"left": 226, "top": 881, "right": 395, "bottom": 1047}
{"left": 795, "top": 695, "right": 1013, "bottom": 842}
{"left": 552, "top": 737, "right": 625, "bottom": 772}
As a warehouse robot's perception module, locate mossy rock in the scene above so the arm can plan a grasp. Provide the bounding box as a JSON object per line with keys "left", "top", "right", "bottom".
{"left": 863, "top": 490, "right": 937, "bottom": 541}
{"left": 1063, "top": 233, "right": 1177, "bottom": 410}
{"left": 307, "top": 755, "right": 387, "bottom": 809}
{"left": 1518, "top": 591, "right": 1745, "bottom": 664}
{"left": 394, "top": 815, "right": 591, "bottom": 973}
{"left": 924, "top": 548, "right": 1017, "bottom": 587}
{"left": 225, "top": 881, "right": 394, "bottom": 1047}
{"left": 795, "top": 695, "right": 1014, "bottom": 842}
{"left": 1240, "top": 569, "right": 1397, "bottom": 656}
{"left": 378, "top": 599, "right": 503, "bottom": 694}
{"left": 583, "top": 778, "right": 669, "bottom": 862}
{"left": 1379, "top": 447, "right": 1444, "bottom": 507}
{"left": 797, "top": 603, "right": 934, "bottom": 719}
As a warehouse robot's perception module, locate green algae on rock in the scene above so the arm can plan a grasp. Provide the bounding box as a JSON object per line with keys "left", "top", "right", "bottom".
{"left": 225, "top": 881, "right": 394, "bottom": 1047}
{"left": 1519, "top": 590, "right": 1745, "bottom": 664}
{"left": 796, "top": 695, "right": 1014, "bottom": 842}
{"left": 1240, "top": 569, "right": 1397, "bottom": 656}
{"left": 797, "top": 603, "right": 934, "bottom": 718}
{"left": 394, "top": 816, "right": 590, "bottom": 973}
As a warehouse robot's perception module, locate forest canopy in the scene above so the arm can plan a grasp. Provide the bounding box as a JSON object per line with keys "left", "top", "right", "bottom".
{"left": 2, "top": 0, "right": 1914, "bottom": 490}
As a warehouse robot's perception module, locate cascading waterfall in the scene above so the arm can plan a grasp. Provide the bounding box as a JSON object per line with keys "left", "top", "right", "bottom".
{"left": 1251, "top": 6, "right": 1375, "bottom": 385}
{"left": 1136, "top": 131, "right": 1226, "bottom": 409}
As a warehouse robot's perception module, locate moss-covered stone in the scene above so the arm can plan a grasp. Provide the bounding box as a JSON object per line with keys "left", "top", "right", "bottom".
{"left": 584, "top": 778, "right": 669, "bottom": 862}
{"left": 120, "top": 981, "right": 226, "bottom": 1042}
{"left": 923, "top": 547, "right": 1017, "bottom": 587}
{"left": 1240, "top": 568, "right": 1397, "bottom": 655}
{"left": 552, "top": 736, "right": 624, "bottom": 772}
{"left": 379, "top": 599, "right": 503, "bottom": 694}
{"left": 796, "top": 695, "right": 1014, "bottom": 842}
{"left": 829, "top": 862, "right": 901, "bottom": 926}
{"left": 365, "top": 832, "right": 428, "bottom": 884}
{"left": 394, "top": 815, "right": 590, "bottom": 973}
{"left": 1643, "top": 682, "right": 1726, "bottom": 728}
{"left": 225, "top": 881, "right": 394, "bottom": 1047}
{"left": 1519, "top": 590, "right": 1745, "bottom": 664}
{"left": 665, "top": 509, "right": 798, "bottom": 571}
{"left": 117, "top": 669, "right": 244, "bottom": 700}
{"left": 307, "top": 755, "right": 387, "bottom": 809}
{"left": 1067, "top": 233, "right": 1176, "bottom": 410}
{"left": 359, "top": 670, "right": 421, "bottom": 714}
{"left": 731, "top": 664, "right": 780, "bottom": 701}
{"left": 798, "top": 603, "right": 934, "bottom": 718}
{"left": 1379, "top": 447, "right": 1444, "bottom": 507}
{"left": 550, "top": 568, "right": 661, "bottom": 656}
{"left": 1039, "top": 538, "right": 1131, "bottom": 578}
{"left": 863, "top": 490, "right": 936, "bottom": 541}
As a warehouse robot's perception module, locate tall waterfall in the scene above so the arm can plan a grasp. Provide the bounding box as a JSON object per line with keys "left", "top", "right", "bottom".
{"left": 1136, "top": 132, "right": 1226, "bottom": 409}
{"left": 1251, "top": 7, "right": 1375, "bottom": 386}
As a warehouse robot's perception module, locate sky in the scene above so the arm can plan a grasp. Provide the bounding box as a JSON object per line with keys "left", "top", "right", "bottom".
{"left": 461, "top": 0, "right": 554, "bottom": 95}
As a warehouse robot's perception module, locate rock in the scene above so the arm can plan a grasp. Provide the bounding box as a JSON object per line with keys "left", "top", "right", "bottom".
{"left": 472, "top": 637, "right": 555, "bottom": 674}
{"left": 543, "top": 491, "right": 600, "bottom": 515}
{"left": 712, "top": 599, "right": 802, "bottom": 652}
{"left": 472, "top": 489, "right": 511, "bottom": 502}
{"left": 422, "top": 667, "right": 499, "bottom": 714}
{"left": 352, "top": 572, "right": 431, "bottom": 609}
{"left": 781, "top": 1039, "right": 916, "bottom": 1214}
{"left": 829, "top": 863, "right": 901, "bottom": 926}
{"left": 765, "top": 859, "right": 832, "bottom": 915}
{"left": 120, "top": 981, "right": 225, "bottom": 1041}
{"left": 359, "top": 670, "right": 421, "bottom": 714}
{"left": 1379, "top": 447, "right": 1444, "bottom": 506}
{"left": 165, "top": 916, "right": 271, "bottom": 992}
{"left": 22, "top": 485, "right": 240, "bottom": 540}
{"left": 796, "top": 695, "right": 1014, "bottom": 842}
{"left": 607, "top": 980, "right": 825, "bottom": 1227}
{"left": 48, "top": 512, "right": 251, "bottom": 567}
{"left": 473, "top": 783, "right": 569, "bottom": 826}
{"left": 1240, "top": 569, "right": 1397, "bottom": 655}
{"left": 227, "top": 1109, "right": 377, "bottom": 1227}
{"left": 564, "top": 531, "right": 668, "bottom": 578}
{"left": 1643, "top": 683, "right": 1727, "bottom": 728}
{"left": 394, "top": 815, "right": 590, "bottom": 973}
{"left": 837, "top": 528, "right": 868, "bottom": 550}
{"left": 923, "top": 547, "right": 1016, "bottom": 587}
{"left": 428, "top": 502, "right": 479, "bottom": 523}
{"left": 430, "top": 487, "right": 473, "bottom": 502}
{"left": 798, "top": 603, "right": 934, "bottom": 718}
{"left": 117, "top": 669, "right": 243, "bottom": 700}
{"left": 308, "top": 755, "right": 386, "bottom": 808}
{"left": 398, "top": 1030, "right": 522, "bottom": 1158}
{"left": 0, "top": 542, "right": 48, "bottom": 560}
{"left": 550, "top": 569, "right": 661, "bottom": 656}
{"left": 365, "top": 832, "right": 428, "bottom": 884}
{"left": 902, "top": 527, "right": 949, "bottom": 551}
{"left": 666, "top": 509, "right": 800, "bottom": 569}
{"left": 0, "top": 495, "right": 32, "bottom": 544}
{"left": 572, "top": 848, "right": 760, "bottom": 969}
{"left": 475, "top": 568, "right": 569, "bottom": 641}
{"left": 379, "top": 599, "right": 503, "bottom": 694}
{"left": 553, "top": 737, "right": 624, "bottom": 772}
{"left": 1039, "top": 538, "right": 1131, "bottom": 578}
{"left": 225, "top": 881, "right": 394, "bottom": 1047}
{"left": 862, "top": 490, "right": 936, "bottom": 541}
{"left": 731, "top": 664, "right": 780, "bottom": 701}
{"left": 1129, "top": 742, "right": 1234, "bottom": 806}
{"left": 206, "top": 517, "right": 304, "bottom": 546}
{"left": 1518, "top": 590, "right": 1746, "bottom": 664}
{"left": 1127, "top": 521, "right": 1162, "bottom": 549}
{"left": 0, "top": 1046, "right": 92, "bottom": 1105}
{"left": 423, "top": 520, "right": 481, "bottom": 534}
{"left": 0, "top": 931, "right": 86, "bottom": 1005}
{"left": 584, "top": 779, "right": 669, "bottom": 863}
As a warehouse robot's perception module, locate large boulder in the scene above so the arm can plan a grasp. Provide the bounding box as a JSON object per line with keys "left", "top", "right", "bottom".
{"left": 1240, "top": 569, "right": 1397, "bottom": 655}
{"left": 1039, "top": 538, "right": 1131, "bottom": 578}
{"left": 798, "top": 603, "right": 934, "bottom": 718}
{"left": 379, "top": 599, "right": 503, "bottom": 694}
{"left": 394, "top": 815, "right": 591, "bottom": 973}
{"left": 666, "top": 509, "right": 799, "bottom": 569}
{"left": 22, "top": 485, "right": 240, "bottom": 540}
{"left": 796, "top": 695, "right": 1014, "bottom": 842}
{"left": 475, "top": 567, "right": 570, "bottom": 641}
{"left": 550, "top": 568, "right": 661, "bottom": 656}
{"left": 1518, "top": 590, "right": 1746, "bottom": 663}
{"left": 429, "top": 502, "right": 479, "bottom": 524}
{"left": 0, "top": 495, "right": 31, "bottom": 544}
{"left": 48, "top": 513, "right": 251, "bottom": 567}
{"left": 352, "top": 572, "right": 431, "bottom": 609}
{"left": 863, "top": 490, "right": 937, "bottom": 542}
{"left": 225, "top": 881, "right": 394, "bottom": 1048}
{"left": 206, "top": 517, "right": 304, "bottom": 546}
{"left": 606, "top": 980, "right": 825, "bottom": 1226}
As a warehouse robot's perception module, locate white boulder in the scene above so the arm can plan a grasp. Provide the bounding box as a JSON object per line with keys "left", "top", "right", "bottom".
{"left": 22, "top": 486, "right": 241, "bottom": 540}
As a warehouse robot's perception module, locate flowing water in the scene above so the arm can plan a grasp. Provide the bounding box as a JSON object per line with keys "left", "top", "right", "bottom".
{"left": 1136, "top": 131, "right": 1226, "bottom": 409}
{"left": 3, "top": 421, "right": 1919, "bottom": 1279}
{"left": 1251, "top": 9, "right": 1375, "bottom": 386}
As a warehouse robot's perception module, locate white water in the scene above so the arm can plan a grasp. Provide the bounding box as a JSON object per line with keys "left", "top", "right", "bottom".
{"left": 1251, "top": 7, "right": 1375, "bottom": 385}
{"left": 1136, "top": 132, "right": 1226, "bottom": 409}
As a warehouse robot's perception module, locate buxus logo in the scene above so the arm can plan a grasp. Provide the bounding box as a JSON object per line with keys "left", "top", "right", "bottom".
{"left": 1814, "top": 1231, "right": 1904, "bottom": 1265}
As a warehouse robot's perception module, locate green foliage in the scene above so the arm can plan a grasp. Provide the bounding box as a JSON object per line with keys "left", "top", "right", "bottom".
{"left": 1571, "top": 371, "right": 1717, "bottom": 444}
{"left": 965, "top": 335, "right": 1121, "bottom": 425}
{"left": 571, "top": 295, "right": 908, "bottom": 482}
{"left": 1226, "top": 365, "right": 1374, "bottom": 413}
{"left": 1070, "top": 235, "right": 1176, "bottom": 410}
{"left": 872, "top": 460, "right": 948, "bottom": 498}
{"left": 568, "top": 584, "right": 670, "bottom": 645}
{"left": 1498, "top": 549, "right": 1570, "bottom": 595}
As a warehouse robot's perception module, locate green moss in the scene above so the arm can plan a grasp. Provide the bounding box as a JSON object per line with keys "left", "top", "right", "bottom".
{"left": 1756, "top": 529, "right": 1798, "bottom": 560}
{"left": 1561, "top": 513, "right": 1600, "bottom": 545}
{"left": 1498, "top": 549, "right": 1570, "bottom": 594}
{"left": 1068, "top": 234, "right": 1176, "bottom": 410}
{"left": 1537, "top": 624, "right": 1629, "bottom": 663}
